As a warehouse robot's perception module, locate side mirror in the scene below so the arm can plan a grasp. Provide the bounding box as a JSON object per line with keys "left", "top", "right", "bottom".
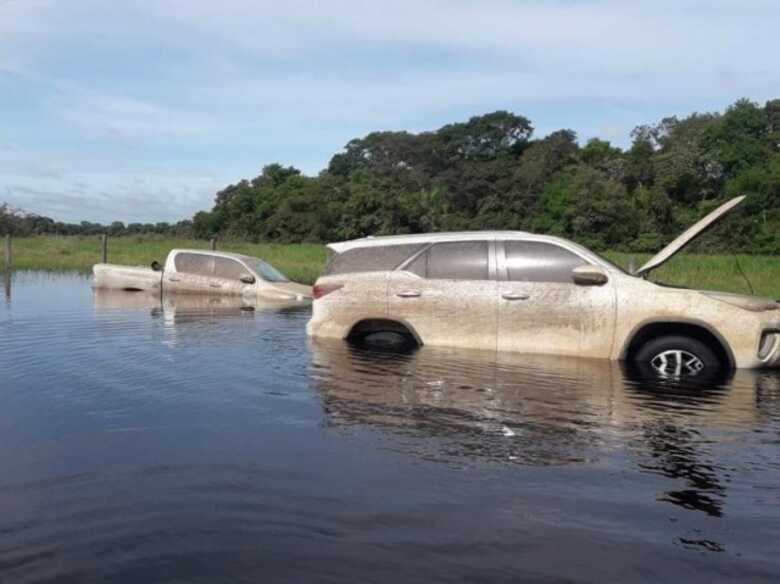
{"left": 239, "top": 274, "right": 256, "bottom": 284}
{"left": 572, "top": 265, "right": 608, "bottom": 286}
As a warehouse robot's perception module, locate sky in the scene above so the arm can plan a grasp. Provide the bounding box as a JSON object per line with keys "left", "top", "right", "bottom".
{"left": 2, "top": 0, "right": 779, "bottom": 224}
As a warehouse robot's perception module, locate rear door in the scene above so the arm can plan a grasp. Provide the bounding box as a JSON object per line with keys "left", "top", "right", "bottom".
{"left": 387, "top": 240, "right": 498, "bottom": 350}
{"left": 496, "top": 239, "right": 616, "bottom": 358}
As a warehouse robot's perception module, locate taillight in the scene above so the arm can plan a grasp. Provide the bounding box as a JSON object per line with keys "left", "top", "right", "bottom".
{"left": 312, "top": 282, "right": 344, "bottom": 299}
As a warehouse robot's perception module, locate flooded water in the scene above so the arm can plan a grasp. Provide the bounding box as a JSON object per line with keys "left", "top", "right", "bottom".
{"left": 1, "top": 271, "right": 779, "bottom": 583}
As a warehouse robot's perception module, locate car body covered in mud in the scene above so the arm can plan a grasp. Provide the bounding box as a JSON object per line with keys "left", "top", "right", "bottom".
{"left": 307, "top": 196, "right": 780, "bottom": 375}
{"left": 93, "top": 249, "right": 311, "bottom": 302}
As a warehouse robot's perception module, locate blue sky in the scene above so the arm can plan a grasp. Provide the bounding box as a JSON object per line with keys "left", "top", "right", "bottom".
{"left": 2, "top": 0, "right": 779, "bottom": 223}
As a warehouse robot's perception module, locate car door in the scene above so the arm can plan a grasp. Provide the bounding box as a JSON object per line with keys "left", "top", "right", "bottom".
{"left": 497, "top": 239, "right": 616, "bottom": 359}
{"left": 165, "top": 252, "right": 214, "bottom": 294}
{"left": 165, "top": 252, "right": 253, "bottom": 296}
{"left": 210, "top": 256, "right": 257, "bottom": 296}
{"left": 387, "top": 240, "right": 498, "bottom": 350}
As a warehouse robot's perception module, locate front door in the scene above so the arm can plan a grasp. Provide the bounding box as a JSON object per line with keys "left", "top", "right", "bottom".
{"left": 497, "top": 240, "right": 616, "bottom": 359}
{"left": 387, "top": 240, "right": 498, "bottom": 350}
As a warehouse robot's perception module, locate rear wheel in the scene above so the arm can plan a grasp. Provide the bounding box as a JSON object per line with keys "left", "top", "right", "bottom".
{"left": 634, "top": 335, "right": 722, "bottom": 378}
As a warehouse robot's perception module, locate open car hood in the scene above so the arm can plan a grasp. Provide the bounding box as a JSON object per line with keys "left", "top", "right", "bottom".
{"left": 636, "top": 195, "right": 746, "bottom": 277}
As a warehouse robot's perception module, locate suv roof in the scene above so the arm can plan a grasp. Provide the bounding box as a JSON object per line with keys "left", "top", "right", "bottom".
{"left": 329, "top": 231, "right": 539, "bottom": 253}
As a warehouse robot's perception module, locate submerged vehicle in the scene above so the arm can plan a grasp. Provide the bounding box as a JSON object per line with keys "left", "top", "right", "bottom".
{"left": 93, "top": 249, "right": 311, "bottom": 302}
{"left": 307, "top": 196, "right": 780, "bottom": 376}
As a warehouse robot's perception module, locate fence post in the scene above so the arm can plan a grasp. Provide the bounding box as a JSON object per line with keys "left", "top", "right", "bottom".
{"left": 628, "top": 256, "right": 636, "bottom": 275}
{"left": 210, "top": 237, "right": 217, "bottom": 251}
{"left": 101, "top": 233, "right": 108, "bottom": 263}
{"left": 4, "top": 234, "right": 10, "bottom": 270}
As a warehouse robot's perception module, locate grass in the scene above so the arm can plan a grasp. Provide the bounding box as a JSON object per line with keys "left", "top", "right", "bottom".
{"left": 605, "top": 252, "right": 780, "bottom": 298}
{"left": 2, "top": 235, "right": 326, "bottom": 285}
{"left": 2, "top": 236, "right": 778, "bottom": 296}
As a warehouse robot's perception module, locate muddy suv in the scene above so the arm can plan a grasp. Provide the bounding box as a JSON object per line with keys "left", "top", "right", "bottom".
{"left": 307, "top": 197, "right": 780, "bottom": 376}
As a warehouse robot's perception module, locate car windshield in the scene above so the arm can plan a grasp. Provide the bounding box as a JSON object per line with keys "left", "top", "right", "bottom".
{"left": 248, "top": 258, "right": 289, "bottom": 282}
{"left": 589, "top": 250, "right": 630, "bottom": 275}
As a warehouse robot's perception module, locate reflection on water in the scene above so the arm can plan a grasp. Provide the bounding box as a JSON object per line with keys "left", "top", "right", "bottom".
{"left": 1, "top": 272, "right": 779, "bottom": 583}
{"left": 93, "top": 287, "right": 307, "bottom": 324}
{"left": 2, "top": 270, "right": 10, "bottom": 304}
{"left": 309, "top": 340, "right": 775, "bottom": 520}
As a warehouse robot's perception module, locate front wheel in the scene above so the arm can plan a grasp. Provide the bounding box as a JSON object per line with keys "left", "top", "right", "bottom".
{"left": 633, "top": 335, "right": 722, "bottom": 378}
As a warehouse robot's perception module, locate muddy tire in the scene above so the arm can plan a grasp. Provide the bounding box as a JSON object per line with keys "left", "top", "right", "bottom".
{"left": 633, "top": 335, "right": 722, "bottom": 378}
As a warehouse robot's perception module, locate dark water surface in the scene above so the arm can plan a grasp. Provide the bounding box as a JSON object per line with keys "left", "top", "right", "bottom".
{"left": 1, "top": 271, "right": 779, "bottom": 583}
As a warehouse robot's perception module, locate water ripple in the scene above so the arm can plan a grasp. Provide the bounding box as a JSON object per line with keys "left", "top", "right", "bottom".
{"left": 0, "top": 272, "right": 779, "bottom": 583}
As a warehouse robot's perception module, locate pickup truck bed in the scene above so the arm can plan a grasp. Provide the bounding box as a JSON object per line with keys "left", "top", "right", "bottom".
{"left": 93, "top": 263, "right": 162, "bottom": 292}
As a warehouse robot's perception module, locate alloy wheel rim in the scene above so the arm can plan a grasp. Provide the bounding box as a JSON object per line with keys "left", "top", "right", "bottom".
{"left": 650, "top": 350, "right": 705, "bottom": 377}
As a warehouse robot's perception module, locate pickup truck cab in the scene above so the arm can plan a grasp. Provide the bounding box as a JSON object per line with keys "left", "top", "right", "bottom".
{"left": 93, "top": 249, "right": 311, "bottom": 302}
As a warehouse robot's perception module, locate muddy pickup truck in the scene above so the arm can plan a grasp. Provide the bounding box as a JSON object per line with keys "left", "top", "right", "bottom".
{"left": 93, "top": 249, "right": 312, "bottom": 302}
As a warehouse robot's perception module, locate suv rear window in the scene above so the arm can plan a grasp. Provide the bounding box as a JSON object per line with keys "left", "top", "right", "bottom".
{"left": 325, "top": 244, "right": 424, "bottom": 275}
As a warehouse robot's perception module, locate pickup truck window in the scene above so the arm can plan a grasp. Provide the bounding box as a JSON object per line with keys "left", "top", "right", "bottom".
{"left": 175, "top": 253, "right": 214, "bottom": 277}
{"left": 213, "top": 257, "right": 247, "bottom": 281}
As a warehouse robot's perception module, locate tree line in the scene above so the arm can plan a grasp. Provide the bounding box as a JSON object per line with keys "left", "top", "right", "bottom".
{"left": 0, "top": 204, "right": 195, "bottom": 239}
{"left": 3, "top": 98, "right": 779, "bottom": 254}
{"left": 192, "top": 98, "right": 779, "bottom": 254}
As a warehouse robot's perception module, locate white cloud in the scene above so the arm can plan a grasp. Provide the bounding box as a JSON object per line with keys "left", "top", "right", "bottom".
{"left": 1, "top": 0, "right": 778, "bottom": 222}
{"left": 53, "top": 90, "right": 220, "bottom": 139}
{"left": 2, "top": 172, "right": 224, "bottom": 224}
{"left": 0, "top": 145, "right": 225, "bottom": 223}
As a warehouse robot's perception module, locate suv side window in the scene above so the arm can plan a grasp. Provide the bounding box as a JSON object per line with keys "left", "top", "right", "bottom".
{"left": 504, "top": 241, "right": 586, "bottom": 283}
{"left": 406, "top": 241, "right": 490, "bottom": 281}
{"left": 325, "top": 244, "right": 425, "bottom": 275}
{"left": 174, "top": 253, "right": 214, "bottom": 277}
{"left": 213, "top": 257, "right": 247, "bottom": 281}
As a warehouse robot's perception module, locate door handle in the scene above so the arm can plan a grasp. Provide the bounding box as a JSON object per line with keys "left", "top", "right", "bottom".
{"left": 168, "top": 277, "right": 180, "bottom": 282}
{"left": 209, "top": 283, "right": 222, "bottom": 288}
{"left": 396, "top": 290, "right": 421, "bottom": 298}
{"left": 502, "top": 292, "right": 529, "bottom": 301}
